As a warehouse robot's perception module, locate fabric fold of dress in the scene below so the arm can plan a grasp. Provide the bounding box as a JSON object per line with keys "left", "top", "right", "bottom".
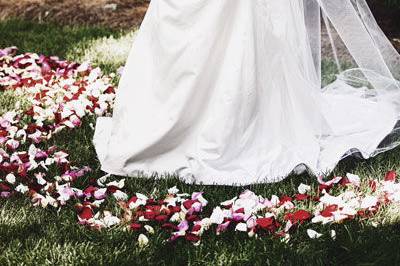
{"left": 94, "top": 0, "right": 400, "bottom": 185}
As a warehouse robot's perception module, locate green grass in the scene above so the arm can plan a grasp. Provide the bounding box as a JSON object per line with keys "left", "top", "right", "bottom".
{"left": 1, "top": 19, "right": 400, "bottom": 265}
{"left": 321, "top": 60, "right": 356, "bottom": 87}
{"left": 0, "top": 90, "right": 31, "bottom": 116}
{"left": 0, "top": 19, "right": 122, "bottom": 60}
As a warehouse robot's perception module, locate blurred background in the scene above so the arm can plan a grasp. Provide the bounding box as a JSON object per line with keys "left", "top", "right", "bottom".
{"left": 0, "top": 0, "right": 398, "bottom": 37}
{"left": 0, "top": 0, "right": 399, "bottom": 79}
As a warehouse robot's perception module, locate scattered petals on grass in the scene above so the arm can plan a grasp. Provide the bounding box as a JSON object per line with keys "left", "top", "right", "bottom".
{"left": 2, "top": 47, "right": 400, "bottom": 246}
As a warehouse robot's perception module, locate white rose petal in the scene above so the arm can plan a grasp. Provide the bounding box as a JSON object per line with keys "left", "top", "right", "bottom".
{"left": 319, "top": 193, "right": 343, "bottom": 206}
{"left": 15, "top": 184, "right": 29, "bottom": 194}
{"left": 5, "top": 173, "right": 16, "bottom": 184}
{"left": 341, "top": 206, "right": 357, "bottom": 216}
{"left": 170, "top": 212, "right": 182, "bottom": 223}
{"left": 113, "top": 190, "right": 128, "bottom": 201}
{"left": 284, "top": 220, "right": 293, "bottom": 233}
{"left": 94, "top": 188, "right": 107, "bottom": 199}
{"left": 103, "top": 212, "right": 121, "bottom": 227}
{"left": 210, "top": 207, "right": 225, "bottom": 225}
{"left": 107, "top": 179, "right": 125, "bottom": 189}
{"left": 270, "top": 195, "right": 280, "bottom": 206}
{"left": 97, "top": 173, "right": 110, "bottom": 187}
{"left": 298, "top": 183, "right": 311, "bottom": 194}
{"left": 136, "top": 193, "right": 148, "bottom": 201}
{"left": 200, "top": 218, "right": 212, "bottom": 229}
{"left": 138, "top": 234, "right": 149, "bottom": 248}
{"left": 92, "top": 199, "right": 105, "bottom": 207}
{"left": 144, "top": 225, "right": 155, "bottom": 234}
{"left": 346, "top": 173, "right": 361, "bottom": 187}
{"left": 35, "top": 173, "right": 47, "bottom": 185}
{"left": 360, "top": 195, "right": 378, "bottom": 209}
{"left": 168, "top": 186, "right": 180, "bottom": 195}
{"left": 330, "top": 230, "right": 336, "bottom": 240}
{"left": 235, "top": 223, "right": 248, "bottom": 232}
{"left": 307, "top": 229, "right": 323, "bottom": 239}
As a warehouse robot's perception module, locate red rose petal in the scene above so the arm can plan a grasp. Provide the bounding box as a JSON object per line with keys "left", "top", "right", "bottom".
{"left": 292, "top": 210, "right": 311, "bottom": 222}
{"left": 183, "top": 199, "right": 197, "bottom": 210}
{"left": 385, "top": 171, "right": 397, "bottom": 182}
{"left": 256, "top": 217, "right": 274, "bottom": 229}
{"left": 147, "top": 198, "right": 156, "bottom": 205}
{"left": 295, "top": 194, "right": 309, "bottom": 201}
{"left": 185, "top": 233, "right": 200, "bottom": 242}
{"left": 130, "top": 223, "right": 142, "bottom": 231}
{"left": 0, "top": 183, "right": 11, "bottom": 191}
{"left": 357, "top": 210, "right": 367, "bottom": 217}
{"left": 135, "top": 211, "right": 144, "bottom": 218}
{"left": 235, "top": 208, "right": 245, "bottom": 214}
{"left": 321, "top": 205, "right": 338, "bottom": 217}
{"left": 146, "top": 205, "right": 161, "bottom": 213}
{"left": 107, "top": 185, "right": 118, "bottom": 193}
{"left": 104, "top": 86, "right": 115, "bottom": 94}
{"left": 155, "top": 215, "right": 169, "bottom": 223}
{"left": 280, "top": 195, "right": 293, "bottom": 203}
{"left": 128, "top": 196, "right": 138, "bottom": 205}
{"left": 192, "top": 224, "right": 202, "bottom": 232}
{"left": 186, "top": 214, "right": 199, "bottom": 222}
{"left": 162, "top": 223, "right": 178, "bottom": 231}
{"left": 78, "top": 206, "right": 93, "bottom": 220}
{"left": 158, "top": 199, "right": 165, "bottom": 205}
{"left": 169, "top": 206, "right": 181, "bottom": 213}
{"left": 0, "top": 130, "right": 8, "bottom": 137}
{"left": 17, "top": 153, "right": 30, "bottom": 163}
{"left": 284, "top": 213, "right": 294, "bottom": 222}
{"left": 319, "top": 184, "right": 332, "bottom": 192}
{"left": 144, "top": 211, "right": 156, "bottom": 220}
{"left": 83, "top": 186, "right": 97, "bottom": 195}
{"left": 369, "top": 180, "right": 377, "bottom": 192}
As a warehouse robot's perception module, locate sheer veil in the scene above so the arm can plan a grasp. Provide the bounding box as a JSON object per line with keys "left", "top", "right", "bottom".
{"left": 304, "top": 0, "right": 400, "bottom": 156}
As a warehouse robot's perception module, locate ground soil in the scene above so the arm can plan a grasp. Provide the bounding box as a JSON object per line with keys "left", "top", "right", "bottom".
{"left": 0, "top": 0, "right": 149, "bottom": 29}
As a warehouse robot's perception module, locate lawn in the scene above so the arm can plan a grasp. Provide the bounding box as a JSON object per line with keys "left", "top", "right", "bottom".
{"left": 1, "top": 19, "right": 400, "bottom": 265}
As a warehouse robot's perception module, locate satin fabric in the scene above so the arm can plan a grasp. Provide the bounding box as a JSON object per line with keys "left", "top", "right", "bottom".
{"left": 94, "top": 0, "right": 399, "bottom": 185}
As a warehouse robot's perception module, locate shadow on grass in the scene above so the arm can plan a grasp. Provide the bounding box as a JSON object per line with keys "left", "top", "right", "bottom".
{"left": 1, "top": 196, "right": 400, "bottom": 265}
{"left": 0, "top": 19, "right": 122, "bottom": 59}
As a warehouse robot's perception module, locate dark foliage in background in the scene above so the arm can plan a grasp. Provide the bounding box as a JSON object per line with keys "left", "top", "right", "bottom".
{"left": 384, "top": 0, "right": 400, "bottom": 7}
{"left": 369, "top": 0, "right": 400, "bottom": 37}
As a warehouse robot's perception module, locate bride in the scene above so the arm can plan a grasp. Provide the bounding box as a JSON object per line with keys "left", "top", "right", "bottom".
{"left": 93, "top": 0, "right": 400, "bottom": 185}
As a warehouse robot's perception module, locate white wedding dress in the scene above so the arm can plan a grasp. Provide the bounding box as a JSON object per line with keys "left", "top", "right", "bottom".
{"left": 93, "top": 0, "right": 400, "bottom": 185}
